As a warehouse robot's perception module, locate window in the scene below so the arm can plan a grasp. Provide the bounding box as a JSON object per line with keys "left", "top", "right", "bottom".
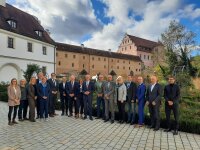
{"left": 83, "top": 64, "right": 85, "bottom": 68}
{"left": 123, "top": 60, "right": 125, "bottom": 64}
{"left": 148, "top": 55, "right": 149, "bottom": 60}
{"left": 130, "top": 46, "right": 131, "bottom": 49}
{"left": 7, "top": 20, "right": 17, "bottom": 28}
{"left": 129, "top": 67, "right": 130, "bottom": 70}
{"left": 65, "top": 54, "right": 68, "bottom": 58}
{"left": 83, "top": 56, "right": 85, "bottom": 59}
{"left": 73, "top": 55, "right": 76, "bottom": 58}
{"left": 92, "top": 65, "right": 94, "bottom": 69}
{"left": 56, "top": 52, "right": 58, "bottom": 56}
{"left": 139, "top": 63, "right": 140, "bottom": 65}
{"left": 8, "top": 37, "right": 14, "bottom": 48}
{"left": 117, "top": 66, "right": 119, "bottom": 69}
{"left": 104, "top": 65, "right": 106, "bottom": 69}
{"left": 129, "top": 61, "right": 130, "bottom": 64}
{"left": 27, "top": 42, "right": 33, "bottom": 52}
{"left": 117, "top": 60, "right": 119, "bottom": 63}
{"left": 139, "top": 69, "right": 140, "bottom": 72}
{"left": 151, "top": 56, "right": 153, "bottom": 60}
{"left": 104, "top": 58, "right": 106, "bottom": 61}
{"left": 72, "top": 63, "right": 74, "bottom": 67}
{"left": 98, "top": 57, "right": 101, "bottom": 61}
{"left": 35, "top": 30, "right": 43, "bottom": 37}
{"left": 123, "top": 66, "right": 125, "bottom": 70}
{"left": 144, "top": 55, "right": 146, "bottom": 59}
{"left": 111, "top": 59, "right": 113, "bottom": 62}
{"left": 58, "top": 61, "right": 61, "bottom": 66}
{"left": 136, "top": 69, "right": 138, "bottom": 72}
{"left": 42, "top": 46, "right": 47, "bottom": 55}
{"left": 92, "top": 57, "right": 94, "bottom": 60}
{"left": 42, "top": 66, "right": 47, "bottom": 74}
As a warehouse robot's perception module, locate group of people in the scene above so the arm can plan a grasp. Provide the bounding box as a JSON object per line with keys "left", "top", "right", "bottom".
{"left": 7, "top": 72, "right": 180, "bottom": 135}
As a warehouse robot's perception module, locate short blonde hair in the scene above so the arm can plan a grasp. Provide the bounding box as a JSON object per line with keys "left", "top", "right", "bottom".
{"left": 116, "top": 76, "right": 124, "bottom": 84}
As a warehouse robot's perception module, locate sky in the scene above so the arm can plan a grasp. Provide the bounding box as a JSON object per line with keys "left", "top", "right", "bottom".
{"left": 6, "top": 0, "right": 200, "bottom": 55}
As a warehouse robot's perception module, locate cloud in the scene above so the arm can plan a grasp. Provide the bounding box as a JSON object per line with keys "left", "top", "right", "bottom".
{"left": 84, "top": 0, "right": 181, "bottom": 51}
{"left": 13, "top": 0, "right": 103, "bottom": 42}
{"left": 178, "top": 4, "right": 200, "bottom": 20}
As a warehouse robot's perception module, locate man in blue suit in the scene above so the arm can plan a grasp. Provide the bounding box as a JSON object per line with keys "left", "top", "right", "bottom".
{"left": 82, "top": 74, "right": 95, "bottom": 120}
{"left": 66, "top": 75, "right": 79, "bottom": 118}
{"left": 136, "top": 76, "right": 146, "bottom": 127}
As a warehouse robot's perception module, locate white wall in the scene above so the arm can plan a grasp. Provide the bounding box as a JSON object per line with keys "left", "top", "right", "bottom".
{"left": 0, "top": 29, "right": 55, "bottom": 82}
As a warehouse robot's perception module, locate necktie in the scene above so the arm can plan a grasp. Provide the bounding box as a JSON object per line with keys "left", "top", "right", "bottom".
{"left": 71, "top": 81, "right": 74, "bottom": 88}
{"left": 63, "top": 83, "right": 65, "bottom": 89}
{"left": 86, "top": 81, "right": 89, "bottom": 88}
{"left": 108, "top": 82, "right": 110, "bottom": 88}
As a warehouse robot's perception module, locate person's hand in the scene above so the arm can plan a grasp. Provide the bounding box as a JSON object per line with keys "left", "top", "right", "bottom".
{"left": 131, "top": 100, "right": 134, "bottom": 103}
{"left": 146, "top": 101, "right": 149, "bottom": 106}
{"left": 74, "top": 97, "right": 77, "bottom": 100}
{"left": 136, "top": 99, "right": 138, "bottom": 103}
{"left": 43, "top": 96, "right": 47, "bottom": 99}
{"left": 152, "top": 101, "right": 156, "bottom": 106}
{"left": 63, "top": 93, "right": 66, "bottom": 96}
{"left": 168, "top": 101, "right": 173, "bottom": 106}
{"left": 35, "top": 96, "right": 37, "bottom": 100}
{"left": 121, "top": 101, "right": 123, "bottom": 103}
{"left": 52, "top": 91, "right": 55, "bottom": 94}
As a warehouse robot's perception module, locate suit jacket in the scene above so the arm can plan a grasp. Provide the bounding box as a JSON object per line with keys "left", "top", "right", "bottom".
{"left": 125, "top": 81, "right": 137, "bottom": 103}
{"left": 164, "top": 84, "right": 180, "bottom": 104}
{"left": 115, "top": 83, "right": 127, "bottom": 102}
{"left": 103, "top": 81, "right": 115, "bottom": 100}
{"left": 66, "top": 81, "right": 79, "bottom": 98}
{"left": 136, "top": 83, "right": 146, "bottom": 102}
{"left": 48, "top": 78, "right": 59, "bottom": 92}
{"left": 146, "top": 83, "right": 162, "bottom": 104}
{"left": 37, "top": 83, "right": 51, "bottom": 100}
{"left": 7, "top": 85, "right": 21, "bottom": 106}
{"left": 59, "top": 82, "right": 67, "bottom": 96}
{"left": 82, "top": 81, "right": 95, "bottom": 97}
{"left": 27, "top": 83, "right": 36, "bottom": 100}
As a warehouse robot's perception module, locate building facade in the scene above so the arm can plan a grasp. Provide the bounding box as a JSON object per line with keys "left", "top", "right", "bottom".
{"left": 117, "top": 34, "right": 165, "bottom": 72}
{"left": 56, "top": 43, "right": 142, "bottom": 78}
{"left": 0, "top": 2, "right": 55, "bottom": 82}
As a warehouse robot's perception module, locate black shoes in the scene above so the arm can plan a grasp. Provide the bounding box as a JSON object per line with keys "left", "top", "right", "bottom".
{"left": 111, "top": 120, "right": 114, "bottom": 124}
{"left": 89, "top": 117, "right": 93, "bottom": 121}
{"left": 164, "top": 128, "right": 171, "bottom": 132}
{"left": 104, "top": 119, "right": 109, "bottom": 122}
{"left": 8, "top": 121, "right": 14, "bottom": 126}
{"left": 153, "top": 128, "right": 159, "bottom": 131}
{"left": 173, "top": 130, "right": 178, "bottom": 135}
{"left": 95, "top": 117, "right": 100, "bottom": 119}
{"left": 61, "top": 113, "right": 64, "bottom": 116}
{"left": 83, "top": 116, "right": 87, "bottom": 120}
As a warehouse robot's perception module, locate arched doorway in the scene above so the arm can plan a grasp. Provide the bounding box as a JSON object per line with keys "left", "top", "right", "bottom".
{"left": 0, "top": 63, "right": 21, "bottom": 83}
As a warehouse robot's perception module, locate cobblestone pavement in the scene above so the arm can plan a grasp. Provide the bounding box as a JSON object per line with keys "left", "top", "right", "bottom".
{"left": 0, "top": 102, "right": 199, "bottom": 150}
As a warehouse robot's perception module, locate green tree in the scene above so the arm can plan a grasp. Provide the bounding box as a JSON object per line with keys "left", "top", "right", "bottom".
{"left": 23, "top": 64, "right": 41, "bottom": 82}
{"left": 161, "top": 20, "right": 197, "bottom": 76}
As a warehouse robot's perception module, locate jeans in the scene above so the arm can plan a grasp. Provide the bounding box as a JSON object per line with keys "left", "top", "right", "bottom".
{"left": 96, "top": 96, "right": 105, "bottom": 118}
{"left": 18, "top": 100, "right": 28, "bottom": 119}
{"left": 127, "top": 102, "right": 137, "bottom": 123}
{"left": 8, "top": 106, "right": 18, "bottom": 121}
{"left": 40, "top": 99, "right": 49, "bottom": 118}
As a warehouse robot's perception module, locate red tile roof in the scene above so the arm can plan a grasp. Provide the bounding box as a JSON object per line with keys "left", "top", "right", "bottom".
{"left": 127, "top": 34, "right": 162, "bottom": 52}
{"left": 56, "top": 42, "right": 142, "bottom": 62}
{"left": 0, "top": 3, "right": 55, "bottom": 45}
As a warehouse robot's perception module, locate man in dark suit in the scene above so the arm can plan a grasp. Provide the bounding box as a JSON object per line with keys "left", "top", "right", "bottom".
{"left": 146, "top": 75, "right": 162, "bottom": 131}
{"left": 125, "top": 75, "right": 137, "bottom": 125}
{"left": 164, "top": 75, "right": 180, "bottom": 135}
{"left": 48, "top": 73, "right": 59, "bottom": 117}
{"left": 59, "top": 77, "right": 68, "bottom": 116}
{"left": 35, "top": 72, "right": 44, "bottom": 119}
{"left": 66, "top": 75, "right": 79, "bottom": 118}
{"left": 82, "top": 74, "right": 95, "bottom": 120}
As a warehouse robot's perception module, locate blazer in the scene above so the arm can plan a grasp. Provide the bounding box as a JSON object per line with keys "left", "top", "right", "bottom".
{"left": 59, "top": 82, "right": 67, "bottom": 96}
{"left": 48, "top": 78, "right": 59, "bottom": 92}
{"left": 136, "top": 83, "right": 146, "bottom": 102}
{"left": 37, "top": 83, "right": 51, "bottom": 100}
{"left": 27, "top": 83, "right": 36, "bottom": 100}
{"left": 125, "top": 81, "right": 137, "bottom": 103}
{"left": 146, "top": 83, "right": 162, "bottom": 104}
{"left": 115, "top": 83, "right": 127, "bottom": 102}
{"left": 103, "top": 81, "right": 115, "bottom": 100}
{"left": 82, "top": 81, "right": 95, "bottom": 96}
{"left": 7, "top": 85, "right": 21, "bottom": 106}
{"left": 66, "top": 81, "right": 79, "bottom": 97}
{"left": 164, "top": 84, "right": 180, "bottom": 104}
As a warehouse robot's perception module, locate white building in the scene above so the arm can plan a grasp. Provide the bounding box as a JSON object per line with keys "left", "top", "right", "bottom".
{"left": 0, "top": 0, "right": 56, "bottom": 82}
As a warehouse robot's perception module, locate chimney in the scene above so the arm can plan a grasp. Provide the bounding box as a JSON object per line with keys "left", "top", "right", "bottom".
{"left": 0, "top": 0, "right": 6, "bottom": 7}
{"left": 108, "top": 49, "right": 111, "bottom": 52}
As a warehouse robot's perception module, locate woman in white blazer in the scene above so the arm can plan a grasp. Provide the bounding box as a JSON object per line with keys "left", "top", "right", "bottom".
{"left": 115, "top": 76, "right": 127, "bottom": 123}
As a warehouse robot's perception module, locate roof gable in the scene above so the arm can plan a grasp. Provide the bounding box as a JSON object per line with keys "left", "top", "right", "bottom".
{"left": 0, "top": 4, "right": 55, "bottom": 45}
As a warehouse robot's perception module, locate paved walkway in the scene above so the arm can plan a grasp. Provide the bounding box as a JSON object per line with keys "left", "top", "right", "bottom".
{"left": 0, "top": 102, "right": 199, "bottom": 150}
